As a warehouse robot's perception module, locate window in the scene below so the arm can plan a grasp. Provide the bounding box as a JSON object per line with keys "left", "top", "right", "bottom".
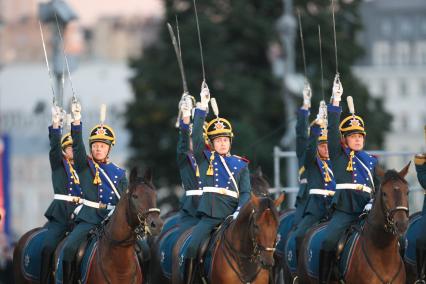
{"left": 394, "top": 41, "right": 411, "bottom": 65}
{"left": 373, "top": 41, "right": 391, "bottom": 65}
{"left": 414, "top": 41, "right": 426, "bottom": 65}
{"left": 399, "top": 80, "right": 408, "bottom": 97}
{"left": 381, "top": 20, "right": 392, "bottom": 37}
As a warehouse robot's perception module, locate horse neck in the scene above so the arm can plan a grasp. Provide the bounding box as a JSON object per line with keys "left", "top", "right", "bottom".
{"left": 228, "top": 207, "right": 255, "bottom": 253}
{"left": 105, "top": 194, "right": 134, "bottom": 245}
{"left": 364, "top": 191, "right": 396, "bottom": 249}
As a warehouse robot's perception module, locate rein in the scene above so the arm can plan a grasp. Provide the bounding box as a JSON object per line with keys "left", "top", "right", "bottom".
{"left": 98, "top": 182, "right": 160, "bottom": 283}
{"left": 221, "top": 208, "right": 277, "bottom": 283}
{"left": 360, "top": 178, "right": 407, "bottom": 284}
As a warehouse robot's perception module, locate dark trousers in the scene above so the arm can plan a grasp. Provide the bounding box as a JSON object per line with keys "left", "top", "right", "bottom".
{"left": 42, "top": 220, "right": 68, "bottom": 254}
{"left": 61, "top": 222, "right": 95, "bottom": 262}
{"left": 178, "top": 210, "right": 200, "bottom": 235}
{"left": 185, "top": 215, "right": 222, "bottom": 259}
{"left": 321, "top": 210, "right": 358, "bottom": 252}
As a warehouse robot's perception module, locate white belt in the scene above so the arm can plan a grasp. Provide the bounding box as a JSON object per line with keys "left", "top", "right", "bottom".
{"left": 336, "top": 183, "right": 372, "bottom": 194}
{"left": 309, "top": 189, "right": 335, "bottom": 196}
{"left": 54, "top": 194, "right": 83, "bottom": 204}
{"left": 82, "top": 199, "right": 115, "bottom": 210}
{"left": 186, "top": 190, "right": 203, "bottom": 196}
{"left": 203, "top": 187, "right": 238, "bottom": 199}
{"left": 300, "top": 178, "right": 308, "bottom": 184}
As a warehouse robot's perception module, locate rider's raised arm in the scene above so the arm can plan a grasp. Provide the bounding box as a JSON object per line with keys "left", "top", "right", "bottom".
{"left": 327, "top": 104, "right": 342, "bottom": 161}
{"left": 49, "top": 126, "right": 63, "bottom": 170}
{"left": 177, "top": 120, "right": 191, "bottom": 167}
{"left": 192, "top": 107, "right": 207, "bottom": 163}
{"left": 296, "top": 108, "right": 310, "bottom": 165}
{"left": 70, "top": 100, "right": 87, "bottom": 172}
{"left": 305, "top": 124, "right": 321, "bottom": 165}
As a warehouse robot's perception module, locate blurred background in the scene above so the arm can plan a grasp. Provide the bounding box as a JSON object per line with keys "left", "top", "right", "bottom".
{"left": 0, "top": 0, "right": 425, "bottom": 280}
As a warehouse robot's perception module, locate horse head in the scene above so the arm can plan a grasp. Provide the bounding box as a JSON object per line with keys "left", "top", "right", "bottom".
{"left": 375, "top": 162, "right": 410, "bottom": 237}
{"left": 127, "top": 167, "right": 164, "bottom": 237}
{"left": 243, "top": 192, "right": 285, "bottom": 270}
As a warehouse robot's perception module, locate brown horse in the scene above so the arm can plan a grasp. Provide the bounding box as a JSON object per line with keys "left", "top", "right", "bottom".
{"left": 149, "top": 168, "right": 274, "bottom": 284}
{"left": 13, "top": 167, "right": 163, "bottom": 284}
{"left": 297, "top": 163, "right": 410, "bottom": 284}
{"left": 170, "top": 192, "right": 285, "bottom": 284}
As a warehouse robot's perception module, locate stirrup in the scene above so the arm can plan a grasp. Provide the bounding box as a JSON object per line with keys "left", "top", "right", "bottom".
{"left": 414, "top": 280, "right": 426, "bottom": 284}
{"left": 292, "top": 276, "right": 299, "bottom": 284}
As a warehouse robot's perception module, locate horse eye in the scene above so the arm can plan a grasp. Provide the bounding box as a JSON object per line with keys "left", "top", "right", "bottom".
{"left": 382, "top": 192, "right": 387, "bottom": 197}
{"left": 132, "top": 194, "right": 138, "bottom": 199}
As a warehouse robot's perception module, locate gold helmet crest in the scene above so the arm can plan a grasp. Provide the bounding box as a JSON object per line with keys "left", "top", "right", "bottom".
{"left": 339, "top": 115, "right": 366, "bottom": 137}
{"left": 61, "top": 133, "right": 73, "bottom": 149}
{"left": 89, "top": 124, "right": 116, "bottom": 146}
{"left": 206, "top": 117, "right": 234, "bottom": 141}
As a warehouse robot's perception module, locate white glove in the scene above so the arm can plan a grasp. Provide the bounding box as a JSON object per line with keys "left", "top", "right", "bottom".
{"left": 363, "top": 199, "right": 373, "bottom": 212}
{"left": 232, "top": 207, "right": 241, "bottom": 220}
{"left": 332, "top": 75, "right": 343, "bottom": 102}
{"left": 71, "top": 100, "right": 82, "bottom": 121}
{"left": 316, "top": 101, "right": 327, "bottom": 125}
{"left": 303, "top": 83, "right": 312, "bottom": 107}
{"left": 180, "top": 97, "right": 192, "bottom": 118}
{"left": 200, "top": 85, "right": 210, "bottom": 110}
{"left": 51, "top": 105, "right": 62, "bottom": 125}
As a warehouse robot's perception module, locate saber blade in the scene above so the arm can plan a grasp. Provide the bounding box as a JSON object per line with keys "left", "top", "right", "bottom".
{"left": 331, "top": 0, "right": 339, "bottom": 75}
{"left": 38, "top": 21, "right": 56, "bottom": 104}
{"left": 193, "top": 0, "right": 206, "bottom": 84}
{"left": 318, "top": 25, "right": 325, "bottom": 102}
{"left": 54, "top": 13, "right": 77, "bottom": 102}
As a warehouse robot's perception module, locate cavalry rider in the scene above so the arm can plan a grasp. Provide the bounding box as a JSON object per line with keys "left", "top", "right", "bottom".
{"left": 176, "top": 95, "right": 203, "bottom": 233}
{"left": 293, "top": 83, "right": 312, "bottom": 224}
{"left": 40, "top": 105, "right": 83, "bottom": 284}
{"left": 290, "top": 101, "right": 336, "bottom": 262}
{"left": 414, "top": 125, "right": 426, "bottom": 282}
{"left": 183, "top": 85, "right": 252, "bottom": 284}
{"left": 61, "top": 100, "right": 128, "bottom": 284}
{"left": 319, "top": 76, "right": 379, "bottom": 284}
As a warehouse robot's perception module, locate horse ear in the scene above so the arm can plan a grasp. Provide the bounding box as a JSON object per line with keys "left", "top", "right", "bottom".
{"left": 143, "top": 167, "right": 153, "bottom": 184}
{"left": 129, "top": 167, "right": 138, "bottom": 184}
{"left": 274, "top": 193, "right": 285, "bottom": 208}
{"left": 375, "top": 165, "right": 385, "bottom": 179}
{"left": 398, "top": 161, "right": 411, "bottom": 178}
{"left": 251, "top": 193, "right": 260, "bottom": 208}
{"left": 255, "top": 167, "right": 263, "bottom": 177}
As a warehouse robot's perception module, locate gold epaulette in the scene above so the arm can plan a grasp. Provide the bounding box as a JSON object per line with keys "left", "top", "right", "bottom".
{"left": 414, "top": 154, "right": 426, "bottom": 166}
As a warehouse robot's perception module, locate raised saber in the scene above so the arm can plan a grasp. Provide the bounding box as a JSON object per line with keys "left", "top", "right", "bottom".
{"left": 167, "top": 22, "right": 191, "bottom": 127}
{"left": 318, "top": 25, "right": 325, "bottom": 102}
{"left": 54, "top": 13, "right": 77, "bottom": 102}
{"left": 297, "top": 10, "right": 308, "bottom": 81}
{"left": 331, "top": 0, "right": 339, "bottom": 76}
{"left": 38, "top": 21, "right": 56, "bottom": 105}
{"left": 193, "top": 0, "right": 207, "bottom": 88}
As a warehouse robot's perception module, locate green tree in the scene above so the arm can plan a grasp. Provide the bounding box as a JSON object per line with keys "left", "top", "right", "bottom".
{"left": 125, "top": 0, "right": 391, "bottom": 188}
{"left": 126, "top": 0, "right": 284, "bottom": 186}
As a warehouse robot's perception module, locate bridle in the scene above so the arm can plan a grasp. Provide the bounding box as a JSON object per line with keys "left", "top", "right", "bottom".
{"left": 103, "top": 181, "right": 161, "bottom": 246}
{"left": 98, "top": 180, "right": 160, "bottom": 284}
{"left": 361, "top": 177, "right": 408, "bottom": 284}
{"left": 222, "top": 206, "right": 278, "bottom": 283}
{"left": 379, "top": 181, "right": 408, "bottom": 236}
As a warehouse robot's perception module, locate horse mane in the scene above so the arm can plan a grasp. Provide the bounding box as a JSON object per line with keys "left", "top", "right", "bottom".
{"left": 250, "top": 172, "right": 270, "bottom": 197}
{"left": 239, "top": 195, "right": 279, "bottom": 223}
{"left": 382, "top": 169, "right": 407, "bottom": 185}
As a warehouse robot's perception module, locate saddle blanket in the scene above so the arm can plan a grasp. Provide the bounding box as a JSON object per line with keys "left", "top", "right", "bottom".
{"left": 302, "top": 223, "right": 359, "bottom": 279}
{"left": 275, "top": 209, "right": 295, "bottom": 257}
{"left": 404, "top": 212, "right": 423, "bottom": 266}
{"left": 21, "top": 228, "right": 48, "bottom": 281}
{"left": 55, "top": 237, "right": 98, "bottom": 284}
